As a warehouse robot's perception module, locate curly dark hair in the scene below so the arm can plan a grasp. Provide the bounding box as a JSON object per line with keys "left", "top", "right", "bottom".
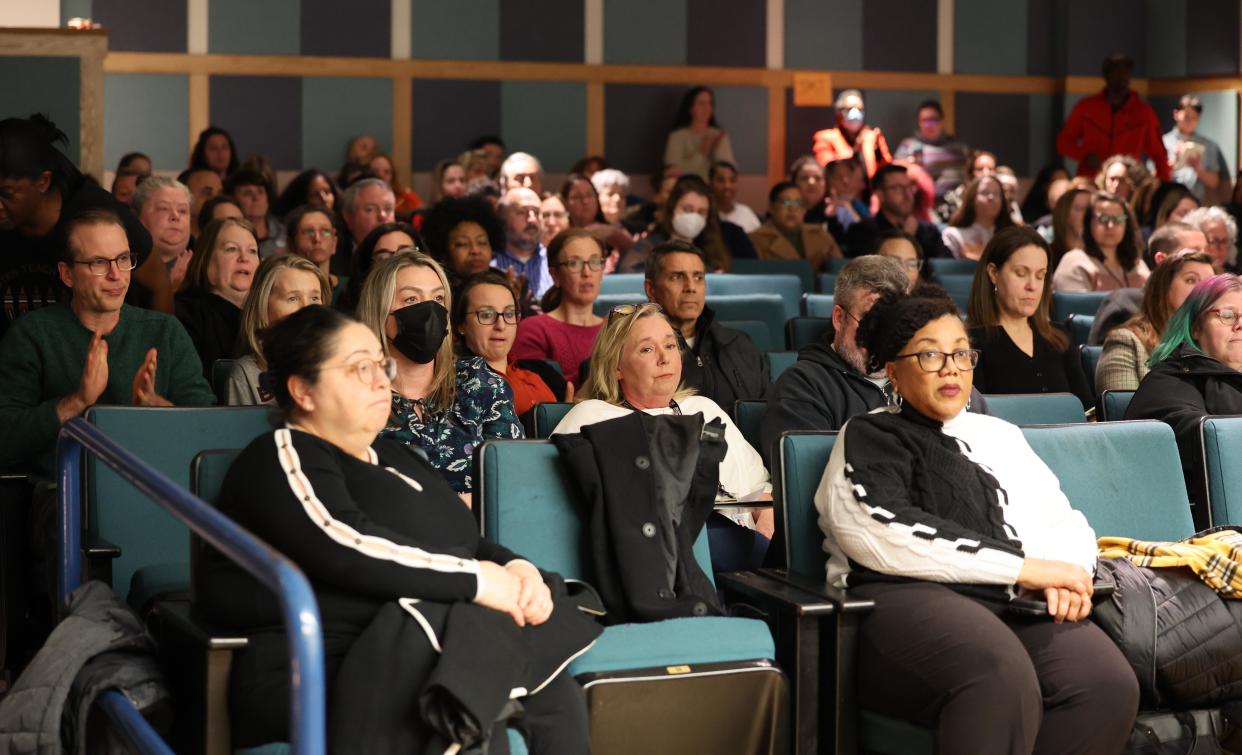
{"left": 420, "top": 196, "right": 506, "bottom": 270}
{"left": 856, "top": 284, "right": 960, "bottom": 374}
{"left": 338, "top": 221, "right": 424, "bottom": 311}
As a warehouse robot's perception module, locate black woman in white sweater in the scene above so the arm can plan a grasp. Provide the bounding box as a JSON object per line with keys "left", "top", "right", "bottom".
{"left": 815, "top": 288, "right": 1138, "bottom": 754}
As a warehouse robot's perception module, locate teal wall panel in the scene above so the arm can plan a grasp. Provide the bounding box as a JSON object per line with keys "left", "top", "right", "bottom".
{"left": 1, "top": 57, "right": 81, "bottom": 166}
{"left": 713, "top": 86, "right": 767, "bottom": 174}
{"left": 104, "top": 73, "right": 187, "bottom": 171}
{"left": 210, "top": 0, "right": 300, "bottom": 55}
{"left": 1144, "top": 0, "right": 1187, "bottom": 78}
{"left": 501, "top": 81, "right": 586, "bottom": 172}
{"left": 785, "top": 0, "right": 862, "bottom": 71}
{"left": 604, "top": 0, "right": 686, "bottom": 65}
{"left": 861, "top": 89, "right": 937, "bottom": 153}
{"left": 954, "top": 0, "right": 1027, "bottom": 76}
{"left": 301, "top": 77, "right": 393, "bottom": 170}
{"left": 1028, "top": 94, "right": 1057, "bottom": 175}
{"left": 411, "top": 0, "right": 499, "bottom": 60}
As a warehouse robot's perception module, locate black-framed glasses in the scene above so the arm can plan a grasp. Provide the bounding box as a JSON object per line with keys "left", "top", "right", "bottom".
{"left": 557, "top": 257, "right": 605, "bottom": 272}
{"left": 319, "top": 356, "right": 398, "bottom": 385}
{"left": 1207, "top": 307, "right": 1241, "bottom": 327}
{"left": 894, "top": 349, "right": 980, "bottom": 372}
{"left": 72, "top": 253, "right": 137, "bottom": 276}
{"left": 372, "top": 245, "right": 420, "bottom": 262}
{"left": 837, "top": 305, "right": 861, "bottom": 323}
{"left": 608, "top": 302, "right": 663, "bottom": 323}
{"left": 467, "top": 306, "right": 518, "bottom": 325}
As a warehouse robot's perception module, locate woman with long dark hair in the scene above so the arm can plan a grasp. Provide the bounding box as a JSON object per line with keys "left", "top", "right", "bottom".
{"left": 188, "top": 126, "right": 239, "bottom": 179}
{"left": 1052, "top": 191, "right": 1149, "bottom": 292}
{"left": 664, "top": 86, "right": 735, "bottom": 179}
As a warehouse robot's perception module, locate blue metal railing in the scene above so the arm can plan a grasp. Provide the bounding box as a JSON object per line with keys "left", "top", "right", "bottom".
{"left": 56, "top": 418, "right": 326, "bottom": 755}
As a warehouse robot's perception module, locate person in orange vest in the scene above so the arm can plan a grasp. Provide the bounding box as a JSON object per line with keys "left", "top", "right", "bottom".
{"left": 812, "top": 90, "right": 893, "bottom": 179}
{"left": 1056, "top": 53, "right": 1170, "bottom": 181}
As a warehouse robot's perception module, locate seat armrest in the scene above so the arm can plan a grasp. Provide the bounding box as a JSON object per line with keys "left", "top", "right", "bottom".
{"left": 84, "top": 536, "right": 121, "bottom": 560}
{"left": 718, "top": 570, "right": 837, "bottom": 617}
{"left": 760, "top": 568, "right": 876, "bottom": 614}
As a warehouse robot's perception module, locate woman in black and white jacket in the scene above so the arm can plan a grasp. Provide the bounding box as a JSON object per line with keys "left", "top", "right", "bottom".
{"left": 815, "top": 288, "right": 1138, "bottom": 755}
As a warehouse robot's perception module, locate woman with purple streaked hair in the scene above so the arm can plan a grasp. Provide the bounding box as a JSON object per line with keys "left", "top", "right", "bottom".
{"left": 1125, "top": 273, "right": 1242, "bottom": 527}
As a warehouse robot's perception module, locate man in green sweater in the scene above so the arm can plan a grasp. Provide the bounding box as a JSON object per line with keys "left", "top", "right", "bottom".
{"left": 0, "top": 209, "right": 215, "bottom": 479}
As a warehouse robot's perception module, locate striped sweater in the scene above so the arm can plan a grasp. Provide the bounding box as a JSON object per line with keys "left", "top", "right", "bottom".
{"left": 815, "top": 405, "right": 1097, "bottom": 590}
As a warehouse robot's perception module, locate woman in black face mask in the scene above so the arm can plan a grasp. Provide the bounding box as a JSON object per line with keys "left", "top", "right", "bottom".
{"left": 356, "top": 252, "right": 524, "bottom": 499}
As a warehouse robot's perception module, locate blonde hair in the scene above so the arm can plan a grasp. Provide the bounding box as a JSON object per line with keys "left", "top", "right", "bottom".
{"left": 239, "top": 255, "right": 332, "bottom": 367}
{"left": 186, "top": 216, "right": 257, "bottom": 292}
{"left": 578, "top": 302, "right": 695, "bottom": 405}
{"left": 356, "top": 251, "right": 457, "bottom": 413}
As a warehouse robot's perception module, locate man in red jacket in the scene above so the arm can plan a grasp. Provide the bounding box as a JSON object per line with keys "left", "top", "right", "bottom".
{"left": 1057, "top": 54, "right": 1169, "bottom": 181}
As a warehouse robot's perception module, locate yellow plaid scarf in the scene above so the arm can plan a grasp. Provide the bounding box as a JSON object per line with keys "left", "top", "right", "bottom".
{"left": 1097, "top": 529, "right": 1242, "bottom": 598}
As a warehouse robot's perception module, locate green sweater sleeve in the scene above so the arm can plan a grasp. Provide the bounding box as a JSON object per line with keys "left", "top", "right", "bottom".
{"left": 0, "top": 322, "right": 69, "bottom": 468}
{"left": 161, "top": 318, "right": 216, "bottom": 407}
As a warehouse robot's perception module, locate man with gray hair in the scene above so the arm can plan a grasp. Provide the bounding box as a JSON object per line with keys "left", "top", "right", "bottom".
{"left": 131, "top": 175, "right": 193, "bottom": 287}
{"left": 1182, "top": 205, "right": 1238, "bottom": 273}
{"left": 499, "top": 152, "right": 543, "bottom": 193}
{"left": 341, "top": 177, "right": 395, "bottom": 246}
{"left": 759, "top": 256, "right": 986, "bottom": 464}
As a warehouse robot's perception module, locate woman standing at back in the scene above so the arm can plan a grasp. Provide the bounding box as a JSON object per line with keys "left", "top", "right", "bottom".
{"left": 664, "top": 86, "right": 735, "bottom": 180}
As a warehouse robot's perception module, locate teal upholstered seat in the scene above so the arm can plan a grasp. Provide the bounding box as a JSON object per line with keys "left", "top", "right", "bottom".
{"left": 801, "top": 293, "right": 835, "bottom": 318}
{"left": 705, "top": 295, "right": 788, "bottom": 348}
{"left": 83, "top": 406, "right": 273, "bottom": 608}
{"left": 707, "top": 274, "right": 802, "bottom": 319}
{"left": 569, "top": 616, "right": 775, "bottom": 676}
{"left": 768, "top": 351, "right": 797, "bottom": 379}
{"left": 721, "top": 319, "right": 777, "bottom": 351}
{"left": 529, "top": 402, "right": 573, "bottom": 439}
{"left": 1081, "top": 345, "right": 1102, "bottom": 397}
{"left": 733, "top": 400, "right": 766, "bottom": 452}
{"left": 983, "top": 393, "right": 1086, "bottom": 425}
{"left": 1066, "top": 313, "right": 1094, "bottom": 348}
{"left": 729, "top": 258, "right": 814, "bottom": 295}
{"left": 1099, "top": 389, "right": 1135, "bottom": 421}
{"left": 1052, "top": 291, "right": 1107, "bottom": 322}
{"left": 1201, "top": 416, "right": 1242, "bottom": 527}
{"left": 785, "top": 316, "right": 832, "bottom": 350}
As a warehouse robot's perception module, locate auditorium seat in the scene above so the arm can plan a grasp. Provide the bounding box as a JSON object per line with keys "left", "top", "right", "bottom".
{"left": 1052, "top": 291, "right": 1107, "bottom": 322}
{"left": 982, "top": 393, "right": 1086, "bottom": 425}
{"left": 529, "top": 402, "right": 573, "bottom": 439}
{"left": 928, "top": 259, "right": 978, "bottom": 276}
{"left": 1201, "top": 416, "right": 1242, "bottom": 527}
{"left": 1080, "top": 345, "right": 1102, "bottom": 398}
{"left": 801, "top": 293, "right": 835, "bottom": 318}
{"left": 1066, "top": 313, "right": 1094, "bottom": 348}
{"left": 723, "top": 319, "right": 778, "bottom": 352}
{"left": 785, "top": 316, "right": 832, "bottom": 350}
{"left": 767, "top": 351, "right": 797, "bottom": 380}
{"left": 733, "top": 400, "right": 765, "bottom": 452}
{"left": 730, "top": 258, "right": 815, "bottom": 294}
{"left": 1099, "top": 389, "right": 1135, "bottom": 421}
{"left": 707, "top": 275, "right": 802, "bottom": 319}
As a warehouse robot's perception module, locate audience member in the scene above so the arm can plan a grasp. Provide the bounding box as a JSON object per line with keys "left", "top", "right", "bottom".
{"left": 665, "top": 86, "right": 735, "bottom": 179}
{"left": 197, "top": 195, "right": 243, "bottom": 233}
{"left": 341, "top": 176, "right": 396, "bottom": 248}
{"left": 936, "top": 149, "right": 997, "bottom": 221}
{"left": 110, "top": 153, "right": 151, "bottom": 206}
{"left": 188, "top": 126, "right": 239, "bottom": 179}
{"left": 432, "top": 159, "right": 467, "bottom": 202}
{"left": 1164, "top": 95, "right": 1231, "bottom": 203}
{"left": 512, "top": 229, "right": 605, "bottom": 385}
{"left": 996, "top": 165, "right": 1025, "bottom": 224}
{"left": 224, "top": 169, "right": 285, "bottom": 258}
{"left": 1053, "top": 191, "right": 1149, "bottom": 292}
{"left": 623, "top": 175, "right": 753, "bottom": 273}
{"left": 942, "top": 176, "right": 1015, "bottom": 260}
{"left": 846, "top": 164, "right": 952, "bottom": 259}
{"left": 465, "top": 177, "right": 503, "bottom": 208}
{"left": 1048, "top": 186, "right": 1092, "bottom": 270}
{"left": 1096, "top": 249, "right": 1215, "bottom": 394}
{"left": 197, "top": 304, "right": 593, "bottom": 752}
{"left": 644, "top": 240, "right": 772, "bottom": 408}
{"left": 422, "top": 195, "right": 503, "bottom": 287}
{"left": 552, "top": 301, "right": 775, "bottom": 564}
{"left": 458, "top": 149, "right": 493, "bottom": 183}
{"left": 968, "top": 227, "right": 1092, "bottom": 407}
{"left": 562, "top": 173, "right": 606, "bottom": 228}
{"left": 286, "top": 205, "right": 345, "bottom": 303}
{"left": 749, "top": 181, "right": 842, "bottom": 273}
{"left": 176, "top": 217, "right": 259, "bottom": 377}
{"left": 893, "top": 100, "right": 970, "bottom": 203}
{"left": 499, "top": 152, "right": 543, "bottom": 193}
{"left": 1126, "top": 273, "right": 1242, "bottom": 527}
{"left": 176, "top": 167, "right": 223, "bottom": 237}
{"left": 1018, "top": 163, "right": 1069, "bottom": 224}
{"left": 710, "top": 161, "right": 760, "bottom": 233}
{"left": 273, "top": 169, "right": 339, "bottom": 217}
{"left": 818, "top": 286, "right": 1138, "bottom": 754}
{"left": 468, "top": 135, "right": 506, "bottom": 178}
{"left": 1151, "top": 184, "right": 1201, "bottom": 232}
{"left": 569, "top": 155, "right": 608, "bottom": 178}
{"left": 1094, "top": 154, "right": 1145, "bottom": 204}
{"left": 337, "top": 221, "right": 422, "bottom": 312}
{"left": 492, "top": 187, "right": 552, "bottom": 300}
{"left": 789, "top": 155, "right": 831, "bottom": 226}
{"left": 453, "top": 269, "right": 566, "bottom": 416}
{"left": 344, "top": 134, "right": 377, "bottom": 168}
{"left": 0, "top": 115, "right": 167, "bottom": 336}
{"left": 132, "top": 176, "right": 193, "bottom": 289}
{"left": 1183, "top": 205, "right": 1238, "bottom": 272}
{"left": 358, "top": 253, "right": 523, "bottom": 495}
{"left": 226, "top": 255, "right": 330, "bottom": 405}
{"left": 823, "top": 158, "right": 869, "bottom": 237}
{"left": 622, "top": 164, "right": 679, "bottom": 234}
{"left": 539, "top": 193, "right": 570, "bottom": 247}
{"left": 116, "top": 152, "right": 152, "bottom": 178}
{"left": 760, "top": 256, "right": 950, "bottom": 463}
{"left": 368, "top": 150, "right": 422, "bottom": 219}
{"left": 873, "top": 230, "right": 935, "bottom": 288}
{"left": 1057, "top": 54, "right": 1168, "bottom": 180}
{"left": 0, "top": 210, "right": 213, "bottom": 476}
{"left": 590, "top": 168, "right": 629, "bottom": 225}
{"left": 812, "top": 89, "right": 892, "bottom": 179}
{"left": 1147, "top": 221, "right": 1207, "bottom": 265}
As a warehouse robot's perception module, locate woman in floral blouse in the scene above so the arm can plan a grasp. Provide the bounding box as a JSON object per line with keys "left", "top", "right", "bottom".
{"left": 356, "top": 252, "right": 523, "bottom": 498}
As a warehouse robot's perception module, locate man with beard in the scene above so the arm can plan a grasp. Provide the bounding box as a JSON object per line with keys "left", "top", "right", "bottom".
{"left": 759, "top": 256, "right": 987, "bottom": 466}
{"left": 643, "top": 240, "right": 771, "bottom": 408}
{"left": 492, "top": 186, "right": 552, "bottom": 299}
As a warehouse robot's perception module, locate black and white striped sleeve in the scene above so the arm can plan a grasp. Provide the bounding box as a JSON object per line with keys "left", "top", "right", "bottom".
{"left": 248, "top": 430, "right": 483, "bottom": 603}
{"left": 815, "top": 417, "right": 1025, "bottom": 585}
